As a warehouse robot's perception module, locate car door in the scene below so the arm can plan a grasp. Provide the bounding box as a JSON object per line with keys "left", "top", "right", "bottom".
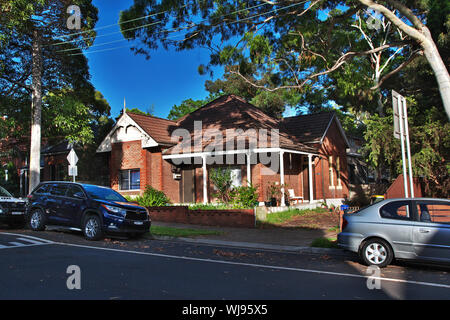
{"left": 413, "top": 200, "right": 450, "bottom": 262}
{"left": 63, "top": 185, "right": 87, "bottom": 228}
{"left": 47, "top": 183, "right": 70, "bottom": 225}
{"left": 378, "top": 200, "right": 415, "bottom": 259}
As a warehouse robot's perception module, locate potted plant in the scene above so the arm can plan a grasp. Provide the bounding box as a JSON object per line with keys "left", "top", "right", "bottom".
{"left": 266, "top": 182, "right": 280, "bottom": 207}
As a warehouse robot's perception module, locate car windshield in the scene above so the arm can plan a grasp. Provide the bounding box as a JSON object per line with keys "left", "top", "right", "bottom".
{"left": 83, "top": 185, "right": 127, "bottom": 202}
{"left": 0, "top": 186, "right": 13, "bottom": 198}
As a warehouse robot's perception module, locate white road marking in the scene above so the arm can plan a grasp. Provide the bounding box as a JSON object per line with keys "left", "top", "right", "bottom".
{"left": 56, "top": 242, "right": 450, "bottom": 290}
{"left": 0, "top": 232, "right": 54, "bottom": 249}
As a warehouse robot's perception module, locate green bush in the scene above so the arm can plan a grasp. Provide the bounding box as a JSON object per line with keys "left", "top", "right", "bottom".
{"left": 209, "top": 167, "right": 233, "bottom": 203}
{"left": 229, "top": 183, "right": 259, "bottom": 209}
{"left": 128, "top": 185, "right": 170, "bottom": 207}
{"left": 188, "top": 203, "right": 230, "bottom": 210}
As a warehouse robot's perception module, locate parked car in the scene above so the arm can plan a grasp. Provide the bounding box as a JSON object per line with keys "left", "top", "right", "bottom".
{"left": 26, "top": 182, "right": 151, "bottom": 240}
{"left": 338, "top": 198, "right": 450, "bottom": 267}
{"left": 0, "top": 186, "right": 27, "bottom": 228}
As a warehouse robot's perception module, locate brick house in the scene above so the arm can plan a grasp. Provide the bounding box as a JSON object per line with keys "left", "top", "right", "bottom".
{"left": 97, "top": 95, "right": 350, "bottom": 206}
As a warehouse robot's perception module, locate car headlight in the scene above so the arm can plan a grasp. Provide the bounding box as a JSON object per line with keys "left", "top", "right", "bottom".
{"left": 102, "top": 205, "right": 126, "bottom": 217}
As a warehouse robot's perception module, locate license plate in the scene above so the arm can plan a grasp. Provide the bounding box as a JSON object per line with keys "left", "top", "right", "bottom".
{"left": 11, "top": 211, "right": 24, "bottom": 215}
{"left": 134, "top": 221, "right": 144, "bottom": 225}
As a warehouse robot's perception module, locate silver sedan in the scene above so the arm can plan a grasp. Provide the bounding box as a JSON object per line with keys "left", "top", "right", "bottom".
{"left": 338, "top": 198, "right": 450, "bottom": 267}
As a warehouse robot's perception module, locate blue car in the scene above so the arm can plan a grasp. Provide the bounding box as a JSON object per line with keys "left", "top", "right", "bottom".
{"left": 26, "top": 182, "right": 151, "bottom": 240}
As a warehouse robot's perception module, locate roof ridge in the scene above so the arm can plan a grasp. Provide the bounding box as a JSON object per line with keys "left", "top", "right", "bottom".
{"left": 282, "top": 110, "right": 336, "bottom": 120}
{"left": 127, "top": 111, "right": 177, "bottom": 123}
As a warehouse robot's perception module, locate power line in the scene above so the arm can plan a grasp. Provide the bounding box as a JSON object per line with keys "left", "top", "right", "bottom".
{"left": 51, "top": 1, "right": 271, "bottom": 48}
{"left": 65, "top": 1, "right": 308, "bottom": 56}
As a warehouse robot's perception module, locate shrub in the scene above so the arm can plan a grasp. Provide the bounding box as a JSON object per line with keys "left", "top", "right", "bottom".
{"left": 229, "top": 183, "right": 259, "bottom": 209}
{"left": 131, "top": 185, "right": 170, "bottom": 207}
{"left": 209, "top": 167, "right": 233, "bottom": 203}
{"left": 188, "top": 203, "right": 230, "bottom": 210}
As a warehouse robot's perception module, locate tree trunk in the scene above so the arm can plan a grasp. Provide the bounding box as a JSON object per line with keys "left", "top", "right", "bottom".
{"left": 421, "top": 27, "right": 450, "bottom": 120}
{"left": 29, "top": 29, "right": 42, "bottom": 193}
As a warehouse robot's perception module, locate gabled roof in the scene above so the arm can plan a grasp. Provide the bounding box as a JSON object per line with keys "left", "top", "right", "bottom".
{"left": 164, "top": 94, "right": 317, "bottom": 155}
{"left": 281, "top": 112, "right": 349, "bottom": 147}
{"left": 126, "top": 112, "right": 177, "bottom": 146}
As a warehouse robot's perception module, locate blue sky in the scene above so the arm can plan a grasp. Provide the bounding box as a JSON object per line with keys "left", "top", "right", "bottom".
{"left": 86, "top": 0, "right": 223, "bottom": 119}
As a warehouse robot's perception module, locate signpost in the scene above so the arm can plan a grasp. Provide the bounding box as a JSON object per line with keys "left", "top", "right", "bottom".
{"left": 392, "top": 91, "right": 414, "bottom": 198}
{"left": 67, "top": 148, "right": 78, "bottom": 182}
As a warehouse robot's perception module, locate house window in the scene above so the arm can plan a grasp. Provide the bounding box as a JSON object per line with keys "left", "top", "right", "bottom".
{"left": 119, "top": 169, "right": 140, "bottom": 190}
{"left": 328, "top": 156, "right": 334, "bottom": 187}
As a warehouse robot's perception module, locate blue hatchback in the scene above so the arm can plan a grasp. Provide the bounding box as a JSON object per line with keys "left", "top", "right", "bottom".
{"left": 26, "top": 182, "right": 151, "bottom": 240}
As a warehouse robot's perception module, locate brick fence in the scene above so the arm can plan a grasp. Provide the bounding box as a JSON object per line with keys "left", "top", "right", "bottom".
{"left": 146, "top": 206, "right": 255, "bottom": 228}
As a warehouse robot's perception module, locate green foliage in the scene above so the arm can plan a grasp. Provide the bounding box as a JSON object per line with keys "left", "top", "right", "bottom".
{"left": 188, "top": 203, "right": 230, "bottom": 210}
{"left": 209, "top": 167, "right": 233, "bottom": 203}
{"left": 131, "top": 185, "right": 171, "bottom": 207}
{"left": 229, "top": 183, "right": 259, "bottom": 209}
{"left": 0, "top": 162, "right": 20, "bottom": 197}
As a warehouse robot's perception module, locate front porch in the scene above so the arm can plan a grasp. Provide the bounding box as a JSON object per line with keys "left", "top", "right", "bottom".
{"left": 162, "top": 148, "right": 318, "bottom": 207}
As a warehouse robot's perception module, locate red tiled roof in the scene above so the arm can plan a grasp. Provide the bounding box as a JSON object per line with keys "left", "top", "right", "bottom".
{"left": 281, "top": 112, "right": 335, "bottom": 144}
{"left": 126, "top": 112, "right": 177, "bottom": 145}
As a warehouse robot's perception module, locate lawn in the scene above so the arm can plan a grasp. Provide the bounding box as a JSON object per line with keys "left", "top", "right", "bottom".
{"left": 310, "top": 237, "right": 339, "bottom": 249}
{"left": 258, "top": 207, "right": 338, "bottom": 230}
{"left": 149, "top": 225, "right": 222, "bottom": 238}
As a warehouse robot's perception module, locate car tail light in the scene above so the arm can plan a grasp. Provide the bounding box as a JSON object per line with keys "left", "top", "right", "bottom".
{"left": 341, "top": 217, "right": 348, "bottom": 231}
{"left": 27, "top": 195, "right": 32, "bottom": 200}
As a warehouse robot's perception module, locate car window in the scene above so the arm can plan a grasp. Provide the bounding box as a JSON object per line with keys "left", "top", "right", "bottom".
{"left": 416, "top": 201, "right": 450, "bottom": 225}
{"left": 66, "top": 185, "right": 85, "bottom": 199}
{"left": 49, "top": 184, "right": 68, "bottom": 197}
{"left": 380, "top": 201, "right": 412, "bottom": 220}
{"left": 33, "top": 184, "right": 50, "bottom": 195}
{"left": 83, "top": 185, "right": 127, "bottom": 202}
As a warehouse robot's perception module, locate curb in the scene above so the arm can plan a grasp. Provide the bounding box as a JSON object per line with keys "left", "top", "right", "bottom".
{"left": 150, "top": 235, "right": 354, "bottom": 258}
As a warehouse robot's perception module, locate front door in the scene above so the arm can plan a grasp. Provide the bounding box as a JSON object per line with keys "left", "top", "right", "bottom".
{"left": 182, "top": 168, "right": 195, "bottom": 203}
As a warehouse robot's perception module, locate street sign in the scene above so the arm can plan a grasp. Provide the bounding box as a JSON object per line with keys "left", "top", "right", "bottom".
{"left": 68, "top": 165, "right": 78, "bottom": 177}
{"left": 67, "top": 148, "right": 79, "bottom": 166}
{"left": 392, "top": 91, "right": 414, "bottom": 198}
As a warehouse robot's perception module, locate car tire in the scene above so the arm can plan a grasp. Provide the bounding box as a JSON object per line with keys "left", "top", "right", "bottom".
{"left": 359, "top": 238, "right": 393, "bottom": 268}
{"left": 29, "top": 209, "right": 46, "bottom": 231}
{"left": 83, "top": 215, "right": 104, "bottom": 241}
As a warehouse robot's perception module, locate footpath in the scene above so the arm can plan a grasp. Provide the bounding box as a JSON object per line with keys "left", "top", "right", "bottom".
{"left": 150, "top": 221, "right": 354, "bottom": 258}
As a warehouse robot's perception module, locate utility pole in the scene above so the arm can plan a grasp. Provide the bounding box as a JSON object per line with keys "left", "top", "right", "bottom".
{"left": 29, "top": 28, "right": 43, "bottom": 193}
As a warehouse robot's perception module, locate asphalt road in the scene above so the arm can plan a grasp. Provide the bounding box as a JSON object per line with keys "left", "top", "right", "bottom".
{"left": 0, "top": 228, "right": 449, "bottom": 300}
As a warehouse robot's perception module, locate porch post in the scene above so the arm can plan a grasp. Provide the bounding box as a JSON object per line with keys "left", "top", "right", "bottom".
{"left": 308, "top": 154, "right": 314, "bottom": 203}
{"left": 280, "top": 151, "right": 285, "bottom": 206}
{"left": 246, "top": 151, "right": 251, "bottom": 186}
{"left": 202, "top": 154, "right": 208, "bottom": 204}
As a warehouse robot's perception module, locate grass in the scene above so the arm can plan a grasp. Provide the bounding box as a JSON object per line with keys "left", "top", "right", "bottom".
{"left": 311, "top": 237, "right": 339, "bottom": 249}
{"left": 149, "top": 225, "right": 222, "bottom": 238}
{"left": 263, "top": 207, "right": 329, "bottom": 225}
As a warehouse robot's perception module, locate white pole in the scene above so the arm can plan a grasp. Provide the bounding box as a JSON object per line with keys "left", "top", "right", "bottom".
{"left": 280, "top": 151, "right": 285, "bottom": 206}
{"left": 308, "top": 154, "right": 314, "bottom": 203}
{"left": 402, "top": 97, "right": 414, "bottom": 198}
{"left": 398, "top": 96, "right": 409, "bottom": 198}
{"left": 246, "top": 151, "right": 251, "bottom": 186}
{"left": 202, "top": 155, "right": 207, "bottom": 204}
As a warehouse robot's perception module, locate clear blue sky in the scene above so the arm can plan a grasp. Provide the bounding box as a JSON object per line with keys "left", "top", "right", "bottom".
{"left": 86, "top": 0, "right": 223, "bottom": 119}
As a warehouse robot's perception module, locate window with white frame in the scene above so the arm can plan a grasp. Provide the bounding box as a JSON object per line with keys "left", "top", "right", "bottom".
{"left": 119, "top": 169, "right": 140, "bottom": 190}
{"left": 336, "top": 156, "right": 342, "bottom": 187}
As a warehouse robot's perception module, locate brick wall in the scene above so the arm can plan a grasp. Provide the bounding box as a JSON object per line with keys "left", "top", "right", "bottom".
{"left": 147, "top": 206, "right": 255, "bottom": 228}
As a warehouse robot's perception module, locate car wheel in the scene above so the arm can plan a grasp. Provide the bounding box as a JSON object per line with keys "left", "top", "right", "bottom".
{"left": 83, "top": 215, "right": 104, "bottom": 241}
{"left": 360, "top": 239, "right": 393, "bottom": 268}
{"left": 29, "top": 209, "right": 46, "bottom": 231}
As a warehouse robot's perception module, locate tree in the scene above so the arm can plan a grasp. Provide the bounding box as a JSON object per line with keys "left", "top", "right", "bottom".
{"left": 119, "top": 0, "right": 449, "bottom": 119}
{"left": 0, "top": 0, "right": 99, "bottom": 191}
